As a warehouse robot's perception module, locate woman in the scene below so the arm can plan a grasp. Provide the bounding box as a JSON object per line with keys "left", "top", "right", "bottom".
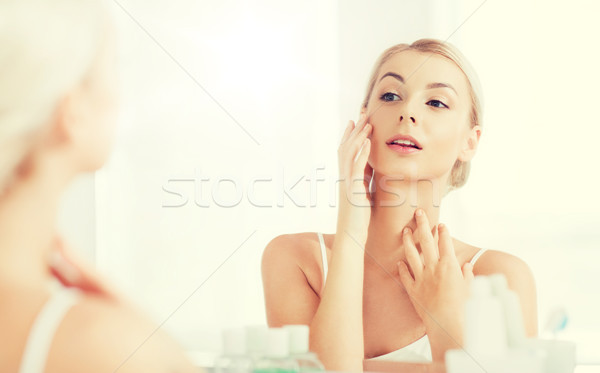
{"left": 0, "top": 1, "right": 196, "bottom": 371}
{"left": 262, "top": 39, "right": 538, "bottom": 371}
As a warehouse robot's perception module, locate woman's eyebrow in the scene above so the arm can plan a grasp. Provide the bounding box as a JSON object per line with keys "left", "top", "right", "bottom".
{"left": 426, "top": 82, "right": 458, "bottom": 96}
{"left": 379, "top": 72, "right": 404, "bottom": 83}
{"left": 379, "top": 72, "right": 458, "bottom": 96}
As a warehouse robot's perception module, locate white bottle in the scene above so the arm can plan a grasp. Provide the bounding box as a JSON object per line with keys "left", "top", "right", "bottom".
{"left": 489, "top": 273, "right": 526, "bottom": 348}
{"left": 464, "top": 276, "right": 508, "bottom": 358}
{"left": 253, "top": 328, "right": 299, "bottom": 373}
{"left": 283, "top": 325, "right": 325, "bottom": 372}
{"left": 446, "top": 275, "right": 544, "bottom": 373}
{"left": 214, "top": 327, "right": 253, "bottom": 373}
{"left": 246, "top": 325, "right": 268, "bottom": 362}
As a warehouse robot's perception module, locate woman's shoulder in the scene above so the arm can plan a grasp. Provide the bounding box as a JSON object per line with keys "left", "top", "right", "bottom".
{"left": 262, "top": 232, "right": 330, "bottom": 293}
{"left": 471, "top": 248, "right": 533, "bottom": 277}
{"left": 262, "top": 232, "right": 329, "bottom": 263}
{"left": 454, "top": 239, "right": 535, "bottom": 296}
{"left": 264, "top": 232, "right": 321, "bottom": 250}
{"left": 452, "top": 239, "right": 531, "bottom": 273}
{"left": 48, "top": 293, "right": 196, "bottom": 373}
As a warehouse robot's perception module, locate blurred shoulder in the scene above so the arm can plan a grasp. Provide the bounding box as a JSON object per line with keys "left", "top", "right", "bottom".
{"left": 452, "top": 238, "right": 533, "bottom": 279}
{"left": 48, "top": 293, "right": 197, "bottom": 373}
{"left": 472, "top": 249, "right": 537, "bottom": 302}
{"left": 474, "top": 249, "right": 533, "bottom": 278}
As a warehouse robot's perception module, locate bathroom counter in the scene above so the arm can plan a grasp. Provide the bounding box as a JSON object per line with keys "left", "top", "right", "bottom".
{"left": 364, "top": 360, "right": 446, "bottom": 373}
{"left": 363, "top": 360, "right": 596, "bottom": 373}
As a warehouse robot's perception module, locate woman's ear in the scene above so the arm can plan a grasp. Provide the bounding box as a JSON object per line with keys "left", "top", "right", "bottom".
{"left": 458, "top": 124, "right": 481, "bottom": 162}
{"left": 48, "top": 89, "right": 86, "bottom": 149}
{"left": 43, "top": 87, "right": 105, "bottom": 171}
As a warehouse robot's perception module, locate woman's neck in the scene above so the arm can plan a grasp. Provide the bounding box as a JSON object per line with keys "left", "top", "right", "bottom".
{"left": 0, "top": 169, "right": 66, "bottom": 288}
{"left": 365, "top": 171, "right": 445, "bottom": 273}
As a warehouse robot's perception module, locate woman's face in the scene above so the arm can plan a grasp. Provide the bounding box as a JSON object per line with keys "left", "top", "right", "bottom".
{"left": 365, "top": 50, "right": 476, "bottom": 186}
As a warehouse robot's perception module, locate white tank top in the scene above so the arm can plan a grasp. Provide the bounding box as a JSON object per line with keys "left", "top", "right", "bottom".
{"left": 316, "top": 232, "right": 487, "bottom": 362}
{"left": 19, "top": 285, "right": 81, "bottom": 373}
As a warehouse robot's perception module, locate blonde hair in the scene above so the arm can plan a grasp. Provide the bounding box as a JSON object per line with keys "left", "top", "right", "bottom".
{"left": 0, "top": 0, "right": 108, "bottom": 194}
{"left": 362, "top": 38, "right": 484, "bottom": 194}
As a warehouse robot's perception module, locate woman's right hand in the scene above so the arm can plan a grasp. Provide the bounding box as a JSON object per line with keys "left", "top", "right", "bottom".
{"left": 336, "top": 113, "right": 373, "bottom": 243}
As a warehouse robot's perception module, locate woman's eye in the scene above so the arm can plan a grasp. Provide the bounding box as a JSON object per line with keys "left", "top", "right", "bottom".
{"left": 427, "top": 99, "right": 448, "bottom": 109}
{"left": 380, "top": 92, "right": 400, "bottom": 102}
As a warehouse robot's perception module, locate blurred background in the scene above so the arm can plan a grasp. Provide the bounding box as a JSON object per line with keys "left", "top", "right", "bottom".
{"left": 58, "top": 0, "right": 600, "bottom": 365}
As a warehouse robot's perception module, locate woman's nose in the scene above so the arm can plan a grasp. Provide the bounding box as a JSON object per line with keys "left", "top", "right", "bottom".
{"left": 399, "top": 115, "right": 416, "bottom": 124}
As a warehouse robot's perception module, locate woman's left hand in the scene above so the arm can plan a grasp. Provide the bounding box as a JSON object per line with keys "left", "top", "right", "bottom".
{"left": 48, "top": 236, "right": 124, "bottom": 302}
{"left": 397, "top": 209, "right": 474, "bottom": 358}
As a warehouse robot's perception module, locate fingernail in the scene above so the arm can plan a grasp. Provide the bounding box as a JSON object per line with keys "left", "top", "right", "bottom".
{"left": 403, "top": 227, "right": 410, "bottom": 234}
{"left": 48, "top": 251, "right": 79, "bottom": 282}
{"left": 48, "top": 251, "right": 66, "bottom": 269}
{"left": 416, "top": 209, "right": 423, "bottom": 217}
{"left": 439, "top": 223, "right": 445, "bottom": 230}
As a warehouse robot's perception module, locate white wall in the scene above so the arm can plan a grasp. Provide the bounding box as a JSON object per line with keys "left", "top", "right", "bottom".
{"left": 448, "top": 0, "right": 600, "bottom": 363}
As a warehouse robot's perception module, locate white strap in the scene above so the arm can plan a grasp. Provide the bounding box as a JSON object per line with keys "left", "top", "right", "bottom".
{"left": 19, "top": 287, "right": 80, "bottom": 373}
{"left": 317, "top": 232, "right": 328, "bottom": 283}
{"left": 469, "top": 248, "right": 488, "bottom": 267}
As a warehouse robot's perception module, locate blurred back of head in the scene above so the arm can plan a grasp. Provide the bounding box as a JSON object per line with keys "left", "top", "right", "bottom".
{"left": 0, "top": 0, "right": 109, "bottom": 193}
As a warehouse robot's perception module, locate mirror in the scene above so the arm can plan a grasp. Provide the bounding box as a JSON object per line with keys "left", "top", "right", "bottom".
{"left": 59, "top": 0, "right": 600, "bottom": 365}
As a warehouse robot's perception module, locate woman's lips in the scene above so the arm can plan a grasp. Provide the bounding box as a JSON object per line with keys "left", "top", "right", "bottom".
{"left": 387, "top": 143, "right": 422, "bottom": 154}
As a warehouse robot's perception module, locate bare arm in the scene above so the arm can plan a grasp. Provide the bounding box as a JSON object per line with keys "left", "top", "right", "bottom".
{"left": 310, "top": 232, "right": 365, "bottom": 370}
{"left": 262, "top": 233, "right": 366, "bottom": 372}
{"left": 262, "top": 114, "right": 373, "bottom": 372}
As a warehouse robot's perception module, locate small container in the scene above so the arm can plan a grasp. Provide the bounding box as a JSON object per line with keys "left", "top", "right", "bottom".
{"left": 446, "top": 346, "right": 545, "bottom": 373}
{"left": 214, "top": 327, "right": 254, "bottom": 373}
{"left": 489, "top": 273, "right": 526, "bottom": 348}
{"left": 246, "top": 325, "right": 268, "bottom": 362}
{"left": 253, "top": 328, "right": 299, "bottom": 373}
{"left": 464, "top": 276, "right": 508, "bottom": 358}
{"left": 524, "top": 339, "right": 576, "bottom": 373}
{"left": 284, "top": 325, "right": 325, "bottom": 372}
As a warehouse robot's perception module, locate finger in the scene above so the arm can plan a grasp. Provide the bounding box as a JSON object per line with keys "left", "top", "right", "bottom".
{"left": 438, "top": 223, "right": 456, "bottom": 260}
{"left": 415, "top": 209, "right": 438, "bottom": 265}
{"left": 353, "top": 138, "right": 371, "bottom": 176}
{"left": 49, "top": 251, "right": 82, "bottom": 288}
{"left": 350, "top": 123, "right": 372, "bottom": 162}
{"left": 338, "top": 123, "right": 357, "bottom": 177}
{"left": 49, "top": 252, "right": 109, "bottom": 295}
{"left": 51, "top": 257, "right": 111, "bottom": 296}
{"left": 462, "top": 262, "right": 474, "bottom": 281}
{"left": 363, "top": 162, "right": 374, "bottom": 200}
{"left": 340, "top": 120, "right": 355, "bottom": 145}
{"left": 348, "top": 113, "right": 368, "bottom": 141}
{"left": 398, "top": 261, "right": 415, "bottom": 290}
{"left": 351, "top": 139, "right": 371, "bottom": 193}
{"left": 402, "top": 227, "right": 423, "bottom": 278}
{"left": 49, "top": 241, "right": 121, "bottom": 300}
